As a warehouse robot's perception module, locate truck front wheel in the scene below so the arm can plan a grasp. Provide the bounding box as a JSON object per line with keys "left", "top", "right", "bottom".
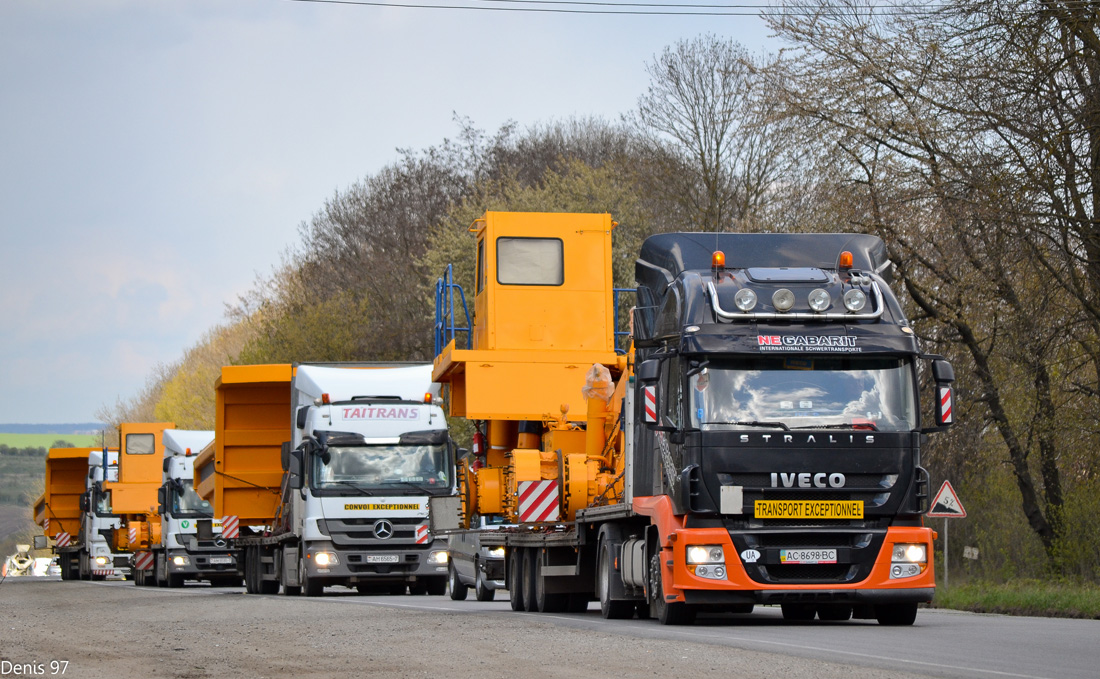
{"left": 299, "top": 556, "right": 323, "bottom": 597}
{"left": 649, "top": 552, "right": 694, "bottom": 625}
{"left": 875, "top": 602, "right": 918, "bottom": 626}
{"left": 448, "top": 563, "right": 468, "bottom": 600}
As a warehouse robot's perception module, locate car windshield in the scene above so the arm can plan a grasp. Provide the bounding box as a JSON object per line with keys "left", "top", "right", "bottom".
{"left": 688, "top": 356, "right": 917, "bottom": 432}
{"left": 315, "top": 443, "right": 451, "bottom": 491}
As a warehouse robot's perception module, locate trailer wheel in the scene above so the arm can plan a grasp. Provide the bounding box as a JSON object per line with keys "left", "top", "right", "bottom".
{"left": 508, "top": 549, "right": 524, "bottom": 611}
{"left": 522, "top": 548, "right": 538, "bottom": 612}
{"left": 534, "top": 551, "right": 567, "bottom": 613}
{"left": 649, "top": 551, "right": 694, "bottom": 625}
{"left": 448, "top": 563, "right": 468, "bottom": 600}
{"left": 597, "top": 542, "right": 634, "bottom": 619}
{"left": 874, "top": 602, "right": 917, "bottom": 626}
{"left": 474, "top": 563, "right": 495, "bottom": 602}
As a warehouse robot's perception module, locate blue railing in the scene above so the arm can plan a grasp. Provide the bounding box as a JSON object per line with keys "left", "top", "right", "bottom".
{"left": 434, "top": 264, "right": 472, "bottom": 358}
{"left": 613, "top": 287, "right": 636, "bottom": 355}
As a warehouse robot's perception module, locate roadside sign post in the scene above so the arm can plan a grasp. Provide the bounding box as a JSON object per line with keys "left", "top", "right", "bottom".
{"left": 928, "top": 480, "right": 967, "bottom": 590}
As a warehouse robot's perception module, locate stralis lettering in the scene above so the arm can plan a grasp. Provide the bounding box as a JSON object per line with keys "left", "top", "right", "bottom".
{"left": 341, "top": 406, "right": 419, "bottom": 421}
{"left": 739, "top": 433, "right": 875, "bottom": 444}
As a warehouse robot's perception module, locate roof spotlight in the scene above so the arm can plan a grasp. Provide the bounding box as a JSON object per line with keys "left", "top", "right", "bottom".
{"left": 772, "top": 289, "right": 795, "bottom": 312}
{"left": 808, "top": 288, "right": 831, "bottom": 312}
{"left": 843, "top": 289, "right": 868, "bottom": 312}
{"left": 734, "top": 288, "right": 757, "bottom": 312}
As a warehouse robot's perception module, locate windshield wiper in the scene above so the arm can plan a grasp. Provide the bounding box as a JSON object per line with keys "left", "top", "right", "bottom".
{"left": 381, "top": 479, "right": 446, "bottom": 494}
{"left": 324, "top": 480, "right": 376, "bottom": 496}
{"left": 792, "top": 422, "right": 879, "bottom": 431}
{"left": 703, "top": 421, "right": 791, "bottom": 431}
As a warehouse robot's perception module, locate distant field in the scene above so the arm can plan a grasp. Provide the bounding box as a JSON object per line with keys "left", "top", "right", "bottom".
{"left": 0, "top": 433, "right": 101, "bottom": 448}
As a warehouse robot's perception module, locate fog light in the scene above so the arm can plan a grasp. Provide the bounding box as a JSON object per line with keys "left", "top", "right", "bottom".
{"left": 808, "top": 288, "right": 831, "bottom": 312}
{"left": 843, "top": 289, "right": 867, "bottom": 312}
{"left": 772, "top": 289, "right": 795, "bottom": 312}
{"left": 734, "top": 288, "right": 757, "bottom": 312}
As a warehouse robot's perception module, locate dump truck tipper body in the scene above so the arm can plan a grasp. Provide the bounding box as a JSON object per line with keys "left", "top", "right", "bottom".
{"left": 196, "top": 363, "right": 456, "bottom": 596}
{"left": 36, "top": 447, "right": 128, "bottom": 580}
{"left": 432, "top": 212, "right": 955, "bottom": 625}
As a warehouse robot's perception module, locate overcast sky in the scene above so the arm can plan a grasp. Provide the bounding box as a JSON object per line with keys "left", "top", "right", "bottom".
{"left": 0, "top": 0, "right": 774, "bottom": 425}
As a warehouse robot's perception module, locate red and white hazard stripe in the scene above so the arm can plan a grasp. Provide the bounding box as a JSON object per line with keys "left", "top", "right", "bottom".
{"left": 517, "top": 480, "right": 560, "bottom": 523}
{"left": 414, "top": 524, "right": 430, "bottom": 544}
{"left": 134, "top": 551, "right": 154, "bottom": 571}
{"left": 221, "top": 516, "right": 239, "bottom": 539}
{"left": 643, "top": 386, "right": 657, "bottom": 423}
{"left": 55, "top": 532, "right": 71, "bottom": 548}
{"left": 43, "top": 518, "right": 49, "bottom": 533}
{"left": 128, "top": 526, "right": 138, "bottom": 545}
{"left": 939, "top": 386, "right": 953, "bottom": 424}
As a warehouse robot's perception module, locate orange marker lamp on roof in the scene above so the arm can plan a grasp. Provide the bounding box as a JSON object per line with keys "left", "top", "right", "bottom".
{"left": 838, "top": 251, "right": 854, "bottom": 270}
{"left": 712, "top": 251, "right": 726, "bottom": 269}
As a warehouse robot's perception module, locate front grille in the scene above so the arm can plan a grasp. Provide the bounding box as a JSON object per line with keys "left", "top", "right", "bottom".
{"left": 730, "top": 528, "right": 885, "bottom": 586}
{"left": 760, "top": 564, "right": 857, "bottom": 583}
{"left": 319, "top": 518, "right": 430, "bottom": 547}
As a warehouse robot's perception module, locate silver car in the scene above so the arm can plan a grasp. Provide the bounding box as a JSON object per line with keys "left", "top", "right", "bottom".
{"left": 447, "top": 515, "right": 509, "bottom": 601}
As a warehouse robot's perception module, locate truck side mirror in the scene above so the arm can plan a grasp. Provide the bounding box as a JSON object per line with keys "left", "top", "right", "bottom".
{"left": 157, "top": 487, "right": 166, "bottom": 507}
{"left": 288, "top": 449, "right": 304, "bottom": 490}
{"left": 281, "top": 441, "right": 292, "bottom": 472}
{"left": 933, "top": 360, "right": 955, "bottom": 428}
{"left": 162, "top": 457, "right": 171, "bottom": 473}
{"left": 33, "top": 535, "right": 48, "bottom": 550}
{"left": 637, "top": 359, "right": 660, "bottom": 383}
{"left": 80, "top": 492, "right": 90, "bottom": 512}
{"left": 296, "top": 406, "right": 309, "bottom": 430}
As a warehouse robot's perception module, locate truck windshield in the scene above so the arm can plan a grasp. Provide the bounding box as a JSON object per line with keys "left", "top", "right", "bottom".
{"left": 688, "top": 356, "right": 917, "bottom": 432}
{"left": 172, "top": 479, "right": 213, "bottom": 517}
{"left": 314, "top": 443, "right": 451, "bottom": 492}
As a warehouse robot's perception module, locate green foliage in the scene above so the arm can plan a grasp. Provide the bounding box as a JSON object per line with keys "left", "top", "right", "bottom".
{"left": 237, "top": 286, "right": 373, "bottom": 365}
{"left": 933, "top": 580, "right": 1100, "bottom": 619}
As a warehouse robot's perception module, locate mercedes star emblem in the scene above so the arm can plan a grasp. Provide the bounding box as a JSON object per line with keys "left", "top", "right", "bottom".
{"left": 373, "top": 519, "right": 394, "bottom": 540}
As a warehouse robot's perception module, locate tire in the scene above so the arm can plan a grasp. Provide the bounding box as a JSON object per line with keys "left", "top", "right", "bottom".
{"left": 522, "top": 549, "right": 538, "bottom": 612}
{"left": 781, "top": 603, "right": 817, "bottom": 622}
{"left": 650, "top": 552, "right": 694, "bottom": 625}
{"left": 156, "top": 555, "right": 168, "bottom": 588}
{"left": 474, "top": 564, "right": 495, "bottom": 602}
{"left": 508, "top": 548, "right": 524, "bottom": 612}
{"left": 244, "top": 547, "right": 257, "bottom": 594}
{"left": 258, "top": 549, "right": 280, "bottom": 595}
{"left": 449, "top": 563, "right": 469, "bottom": 600}
{"left": 875, "top": 602, "right": 918, "bottom": 626}
{"left": 534, "top": 551, "right": 567, "bottom": 613}
{"left": 597, "top": 542, "right": 634, "bottom": 619}
{"left": 300, "top": 556, "right": 323, "bottom": 597}
{"left": 818, "top": 604, "right": 852, "bottom": 621}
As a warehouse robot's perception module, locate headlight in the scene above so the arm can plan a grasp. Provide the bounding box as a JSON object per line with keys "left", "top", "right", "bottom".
{"left": 772, "top": 289, "right": 795, "bottom": 312}
{"left": 172, "top": 555, "right": 190, "bottom": 567}
{"left": 94, "top": 556, "right": 109, "bottom": 566}
{"left": 686, "top": 545, "right": 724, "bottom": 564}
{"left": 890, "top": 543, "right": 927, "bottom": 579}
{"left": 488, "top": 547, "right": 505, "bottom": 559}
{"left": 808, "top": 288, "right": 831, "bottom": 312}
{"left": 892, "top": 544, "right": 926, "bottom": 563}
{"left": 314, "top": 552, "right": 338, "bottom": 567}
{"left": 428, "top": 551, "right": 449, "bottom": 565}
{"left": 734, "top": 288, "right": 757, "bottom": 312}
{"left": 843, "top": 289, "right": 867, "bottom": 312}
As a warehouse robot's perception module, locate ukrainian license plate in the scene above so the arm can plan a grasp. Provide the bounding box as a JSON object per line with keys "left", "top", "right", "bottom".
{"left": 367, "top": 555, "right": 399, "bottom": 564}
{"left": 780, "top": 549, "right": 837, "bottom": 564}
{"left": 754, "top": 500, "right": 863, "bottom": 519}
{"left": 209, "top": 557, "right": 233, "bottom": 565}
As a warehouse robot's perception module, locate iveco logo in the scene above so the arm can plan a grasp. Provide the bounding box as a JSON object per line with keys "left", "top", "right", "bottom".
{"left": 373, "top": 519, "right": 394, "bottom": 540}
{"left": 771, "top": 472, "right": 846, "bottom": 488}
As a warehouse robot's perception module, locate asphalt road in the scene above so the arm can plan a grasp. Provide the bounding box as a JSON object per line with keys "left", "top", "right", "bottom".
{"left": 1, "top": 577, "right": 1096, "bottom": 679}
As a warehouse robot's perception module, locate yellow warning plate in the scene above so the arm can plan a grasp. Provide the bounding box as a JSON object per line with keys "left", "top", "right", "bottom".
{"left": 754, "top": 500, "right": 863, "bottom": 519}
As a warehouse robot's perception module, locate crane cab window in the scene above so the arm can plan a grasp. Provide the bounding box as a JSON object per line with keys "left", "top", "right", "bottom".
{"left": 126, "top": 433, "right": 155, "bottom": 455}
{"left": 497, "top": 237, "right": 564, "bottom": 286}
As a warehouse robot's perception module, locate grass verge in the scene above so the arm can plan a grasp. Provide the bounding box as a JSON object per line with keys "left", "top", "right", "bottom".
{"left": 932, "top": 580, "right": 1100, "bottom": 619}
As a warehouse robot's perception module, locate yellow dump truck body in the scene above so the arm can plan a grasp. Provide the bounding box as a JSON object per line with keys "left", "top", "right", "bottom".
{"left": 195, "top": 363, "right": 292, "bottom": 525}
{"left": 38, "top": 448, "right": 94, "bottom": 539}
